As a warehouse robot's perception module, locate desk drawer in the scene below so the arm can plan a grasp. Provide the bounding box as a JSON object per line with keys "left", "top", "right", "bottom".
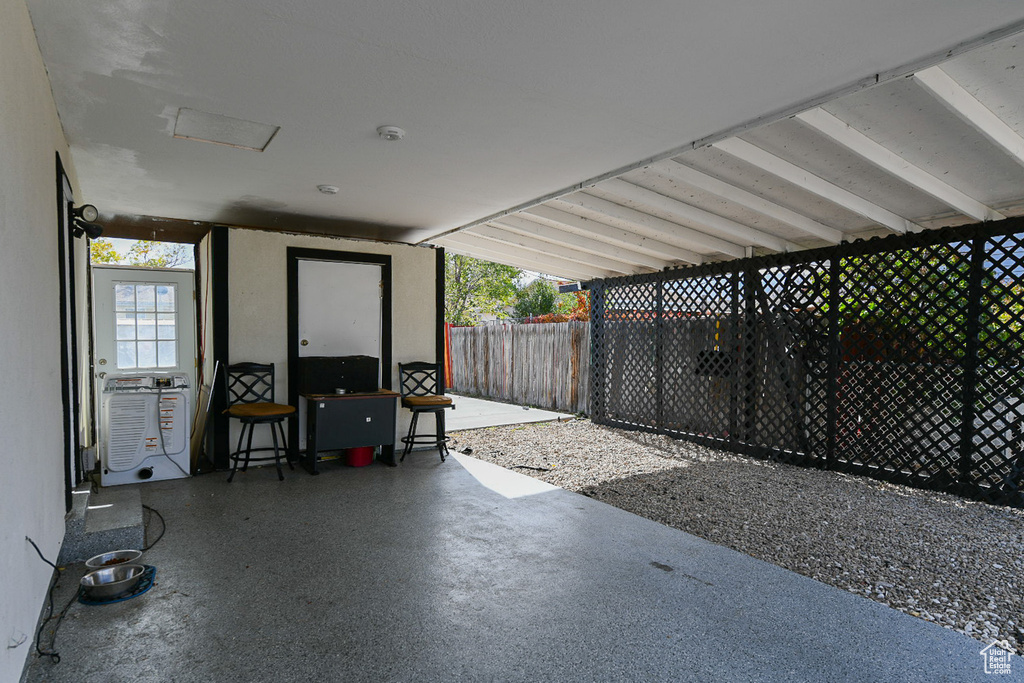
{"left": 310, "top": 398, "right": 396, "bottom": 450}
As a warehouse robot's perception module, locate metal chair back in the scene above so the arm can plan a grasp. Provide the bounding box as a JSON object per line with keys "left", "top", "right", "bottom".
{"left": 398, "top": 362, "right": 442, "bottom": 397}
{"left": 226, "top": 362, "right": 276, "bottom": 406}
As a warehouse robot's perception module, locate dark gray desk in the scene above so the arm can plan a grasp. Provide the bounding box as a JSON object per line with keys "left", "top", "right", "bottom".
{"left": 301, "top": 390, "right": 400, "bottom": 473}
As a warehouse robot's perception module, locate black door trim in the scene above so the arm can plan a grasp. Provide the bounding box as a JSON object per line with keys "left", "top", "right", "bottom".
{"left": 55, "top": 152, "right": 81, "bottom": 511}
{"left": 286, "top": 247, "right": 393, "bottom": 454}
{"left": 210, "top": 226, "right": 231, "bottom": 469}
{"left": 435, "top": 247, "right": 445, "bottom": 393}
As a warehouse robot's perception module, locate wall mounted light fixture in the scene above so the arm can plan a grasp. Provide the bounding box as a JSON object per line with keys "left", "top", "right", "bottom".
{"left": 71, "top": 204, "right": 103, "bottom": 239}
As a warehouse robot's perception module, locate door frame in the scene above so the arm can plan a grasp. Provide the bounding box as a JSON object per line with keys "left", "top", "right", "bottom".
{"left": 56, "top": 153, "right": 81, "bottom": 512}
{"left": 286, "top": 247, "right": 393, "bottom": 453}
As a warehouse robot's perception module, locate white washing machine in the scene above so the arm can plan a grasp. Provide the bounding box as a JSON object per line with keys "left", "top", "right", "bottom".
{"left": 100, "top": 374, "right": 191, "bottom": 486}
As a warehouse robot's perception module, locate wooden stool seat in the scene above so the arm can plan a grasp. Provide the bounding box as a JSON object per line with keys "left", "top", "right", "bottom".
{"left": 225, "top": 403, "right": 296, "bottom": 419}
{"left": 401, "top": 395, "right": 453, "bottom": 409}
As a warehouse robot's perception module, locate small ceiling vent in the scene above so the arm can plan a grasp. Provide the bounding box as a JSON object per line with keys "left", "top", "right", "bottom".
{"left": 173, "top": 108, "right": 280, "bottom": 151}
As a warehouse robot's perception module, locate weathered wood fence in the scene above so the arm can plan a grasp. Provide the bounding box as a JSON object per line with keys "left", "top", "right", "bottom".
{"left": 448, "top": 322, "right": 590, "bottom": 414}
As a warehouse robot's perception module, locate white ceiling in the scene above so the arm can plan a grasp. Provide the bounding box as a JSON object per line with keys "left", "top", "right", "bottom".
{"left": 436, "top": 32, "right": 1024, "bottom": 279}
{"left": 25, "top": 0, "right": 1024, "bottom": 261}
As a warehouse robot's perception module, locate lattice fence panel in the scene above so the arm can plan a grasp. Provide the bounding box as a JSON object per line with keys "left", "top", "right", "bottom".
{"left": 660, "top": 272, "right": 736, "bottom": 445}
{"left": 832, "top": 242, "right": 968, "bottom": 489}
{"left": 972, "top": 233, "right": 1024, "bottom": 506}
{"left": 599, "top": 279, "right": 660, "bottom": 429}
{"left": 588, "top": 218, "right": 1024, "bottom": 508}
{"left": 746, "top": 262, "right": 831, "bottom": 464}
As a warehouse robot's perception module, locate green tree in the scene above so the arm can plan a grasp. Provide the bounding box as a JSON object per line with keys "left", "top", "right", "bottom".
{"left": 90, "top": 239, "right": 191, "bottom": 268}
{"left": 90, "top": 239, "right": 121, "bottom": 264}
{"left": 445, "top": 254, "right": 521, "bottom": 325}
{"left": 513, "top": 279, "right": 558, "bottom": 319}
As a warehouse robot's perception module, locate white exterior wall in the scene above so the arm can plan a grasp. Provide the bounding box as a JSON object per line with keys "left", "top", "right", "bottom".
{"left": 0, "top": 0, "right": 79, "bottom": 679}
{"left": 228, "top": 229, "right": 438, "bottom": 451}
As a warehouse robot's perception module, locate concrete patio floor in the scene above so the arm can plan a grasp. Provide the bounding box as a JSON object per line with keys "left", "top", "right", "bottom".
{"left": 445, "top": 393, "right": 572, "bottom": 431}
{"left": 26, "top": 453, "right": 999, "bottom": 682}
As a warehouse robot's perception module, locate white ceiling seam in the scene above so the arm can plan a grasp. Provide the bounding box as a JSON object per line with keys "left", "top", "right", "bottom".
{"left": 522, "top": 205, "right": 704, "bottom": 265}
{"left": 490, "top": 215, "right": 671, "bottom": 270}
{"left": 439, "top": 232, "right": 617, "bottom": 280}
{"left": 712, "top": 137, "right": 919, "bottom": 234}
{"left": 794, "top": 108, "right": 1004, "bottom": 222}
{"left": 646, "top": 160, "right": 846, "bottom": 244}
{"left": 469, "top": 225, "right": 643, "bottom": 275}
{"left": 913, "top": 66, "right": 1024, "bottom": 170}
{"left": 554, "top": 193, "right": 746, "bottom": 258}
{"left": 437, "top": 240, "right": 604, "bottom": 283}
{"left": 596, "top": 178, "right": 798, "bottom": 253}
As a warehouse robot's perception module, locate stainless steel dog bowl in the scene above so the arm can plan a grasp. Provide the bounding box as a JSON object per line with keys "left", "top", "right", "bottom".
{"left": 85, "top": 549, "right": 142, "bottom": 569}
{"left": 80, "top": 564, "right": 145, "bottom": 600}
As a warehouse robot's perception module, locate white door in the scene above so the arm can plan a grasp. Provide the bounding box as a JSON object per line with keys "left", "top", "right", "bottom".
{"left": 298, "top": 259, "right": 382, "bottom": 360}
{"left": 296, "top": 259, "right": 383, "bottom": 448}
{"left": 93, "top": 266, "right": 197, "bottom": 400}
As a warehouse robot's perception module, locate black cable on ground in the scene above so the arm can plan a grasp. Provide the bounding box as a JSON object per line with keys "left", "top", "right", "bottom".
{"left": 25, "top": 537, "right": 65, "bottom": 663}
{"left": 142, "top": 504, "right": 166, "bottom": 551}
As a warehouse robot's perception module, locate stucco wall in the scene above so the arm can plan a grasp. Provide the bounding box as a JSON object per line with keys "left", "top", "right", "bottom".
{"left": 227, "top": 228, "right": 438, "bottom": 452}
{"left": 0, "top": 0, "right": 79, "bottom": 678}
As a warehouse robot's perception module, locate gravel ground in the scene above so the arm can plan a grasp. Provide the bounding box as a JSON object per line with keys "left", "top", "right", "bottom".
{"left": 450, "top": 419, "right": 1024, "bottom": 654}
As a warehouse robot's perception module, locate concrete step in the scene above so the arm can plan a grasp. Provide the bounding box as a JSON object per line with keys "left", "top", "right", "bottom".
{"left": 58, "top": 482, "right": 145, "bottom": 565}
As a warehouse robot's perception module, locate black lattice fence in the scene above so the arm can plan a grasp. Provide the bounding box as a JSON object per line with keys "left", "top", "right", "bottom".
{"left": 590, "top": 218, "right": 1024, "bottom": 508}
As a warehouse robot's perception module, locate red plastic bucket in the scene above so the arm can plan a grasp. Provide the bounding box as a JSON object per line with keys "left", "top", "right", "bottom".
{"left": 346, "top": 446, "right": 374, "bottom": 467}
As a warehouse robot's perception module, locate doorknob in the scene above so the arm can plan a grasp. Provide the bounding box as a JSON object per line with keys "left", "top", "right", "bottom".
{"left": 98, "top": 372, "right": 107, "bottom": 379}
{"left": 98, "top": 358, "right": 107, "bottom": 365}
{"left": 301, "top": 339, "right": 309, "bottom": 346}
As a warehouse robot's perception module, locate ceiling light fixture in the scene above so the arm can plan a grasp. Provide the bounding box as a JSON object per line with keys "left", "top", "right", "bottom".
{"left": 317, "top": 185, "right": 339, "bottom": 195}
{"left": 376, "top": 125, "right": 406, "bottom": 141}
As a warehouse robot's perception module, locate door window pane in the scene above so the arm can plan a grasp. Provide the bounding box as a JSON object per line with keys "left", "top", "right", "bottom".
{"left": 116, "top": 312, "right": 136, "bottom": 340}
{"left": 157, "top": 313, "right": 176, "bottom": 340}
{"left": 115, "top": 284, "right": 135, "bottom": 311}
{"left": 137, "top": 341, "right": 157, "bottom": 368}
{"left": 136, "top": 285, "right": 156, "bottom": 312}
{"left": 158, "top": 341, "right": 176, "bottom": 368}
{"left": 156, "top": 286, "right": 175, "bottom": 312}
{"left": 117, "top": 341, "right": 136, "bottom": 368}
{"left": 137, "top": 313, "right": 156, "bottom": 340}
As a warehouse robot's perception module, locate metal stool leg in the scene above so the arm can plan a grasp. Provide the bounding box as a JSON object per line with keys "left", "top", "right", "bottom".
{"left": 401, "top": 411, "right": 420, "bottom": 462}
{"left": 270, "top": 421, "right": 284, "bottom": 481}
{"left": 434, "top": 410, "right": 446, "bottom": 462}
{"left": 277, "top": 420, "right": 294, "bottom": 470}
{"left": 242, "top": 422, "right": 255, "bottom": 472}
{"left": 227, "top": 421, "right": 247, "bottom": 482}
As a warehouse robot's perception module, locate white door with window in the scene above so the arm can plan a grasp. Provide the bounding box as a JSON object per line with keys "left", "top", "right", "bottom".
{"left": 92, "top": 266, "right": 197, "bottom": 401}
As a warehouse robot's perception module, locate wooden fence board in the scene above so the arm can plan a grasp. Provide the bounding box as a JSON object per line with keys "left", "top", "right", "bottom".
{"left": 449, "top": 322, "right": 590, "bottom": 414}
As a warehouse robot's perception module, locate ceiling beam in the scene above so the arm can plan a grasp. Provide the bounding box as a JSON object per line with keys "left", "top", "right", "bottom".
{"left": 645, "top": 161, "right": 844, "bottom": 244}
{"left": 554, "top": 192, "right": 746, "bottom": 258}
{"left": 491, "top": 215, "right": 671, "bottom": 270}
{"left": 913, "top": 66, "right": 1024, "bottom": 171}
{"left": 439, "top": 233, "right": 614, "bottom": 280}
{"left": 598, "top": 178, "right": 797, "bottom": 253}
{"left": 523, "top": 205, "right": 703, "bottom": 265}
{"left": 470, "top": 225, "right": 639, "bottom": 275}
{"left": 713, "top": 137, "right": 919, "bottom": 234}
{"left": 795, "top": 108, "right": 1003, "bottom": 222}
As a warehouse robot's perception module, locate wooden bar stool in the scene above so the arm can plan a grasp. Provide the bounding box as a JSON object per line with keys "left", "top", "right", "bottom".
{"left": 398, "top": 362, "right": 454, "bottom": 462}
{"left": 224, "top": 362, "right": 296, "bottom": 481}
